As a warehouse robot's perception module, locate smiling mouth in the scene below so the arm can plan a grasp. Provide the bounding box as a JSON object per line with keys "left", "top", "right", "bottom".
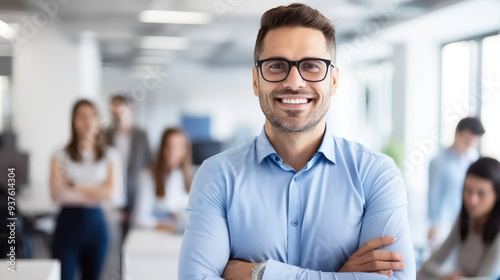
{"left": 278, "top": 98, "right": 313, "bottom": 104}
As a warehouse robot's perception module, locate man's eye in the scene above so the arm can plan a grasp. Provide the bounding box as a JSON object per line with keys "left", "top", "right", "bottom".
{"left": 269, "top": 64, "right": 284, "bottom": 69}
{"left": 304, "top": 63, "right": 319, "bottom": 69}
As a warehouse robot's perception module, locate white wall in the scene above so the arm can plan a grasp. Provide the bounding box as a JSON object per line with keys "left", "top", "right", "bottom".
{"left": 12, "top": 16, "right": 102, "bottom": 195}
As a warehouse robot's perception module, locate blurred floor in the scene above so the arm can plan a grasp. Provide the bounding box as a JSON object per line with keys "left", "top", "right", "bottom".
{"left": 102, "top": 208, "right": 122, "bottom": 280}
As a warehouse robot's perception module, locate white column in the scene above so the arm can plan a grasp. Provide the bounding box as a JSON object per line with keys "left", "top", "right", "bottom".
{"left": 79, "top": 31, "right": 102, "bottom": 99}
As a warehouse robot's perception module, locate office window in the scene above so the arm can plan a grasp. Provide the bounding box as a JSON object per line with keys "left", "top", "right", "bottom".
{"left": 440, "top": 33, "right": 500, "bottom": 157}
{"left": 440, "top": 41, "right": 474, "bottom": 147}
{"left": 480, "top": 34, "right": 500, "bottom": 158}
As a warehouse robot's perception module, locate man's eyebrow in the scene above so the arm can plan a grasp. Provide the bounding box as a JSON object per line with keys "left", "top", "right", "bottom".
{"left": 300, "top": 56, "right": 330, "bottom": 60}
{"left": 259, "top": 56, "right": 289, "bottom": 60}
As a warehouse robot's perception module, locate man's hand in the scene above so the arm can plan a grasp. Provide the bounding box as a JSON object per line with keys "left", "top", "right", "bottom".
{"left": 339, "top": 236, "right": 405, "bottom": 277}
{"left": 222, "top": 259, "right": 257, "bottom": 280}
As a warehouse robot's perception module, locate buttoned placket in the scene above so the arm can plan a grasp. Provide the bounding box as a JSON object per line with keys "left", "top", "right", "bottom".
{"left": 272, "top": 152, "right": 323, "bottom": 267}
{"left": 270, "top": 153, "right": 323, "bottom": 266}
{"left": 287, "top": 171, "right": 302, "bottom": 266}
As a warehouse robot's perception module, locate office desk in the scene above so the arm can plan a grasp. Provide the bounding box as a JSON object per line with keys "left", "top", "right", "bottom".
{"left": 17, "top": 189, "right": 57, "bottom": 216}
{"left": 123, "top": 229, "right": 184, "bottom": 280}
{"left": 0, "top": 259, "right": 60, "bottom": 280}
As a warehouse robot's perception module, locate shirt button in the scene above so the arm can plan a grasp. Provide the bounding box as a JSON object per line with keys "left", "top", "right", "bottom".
{"left": 294, "top": 176, "right": 299, "bottom": 181}
{"left": 291, "top": 219, "right": 298, "bottom": 227}
{"left": 274, "top": 156, "right": 279, "bottom": 161}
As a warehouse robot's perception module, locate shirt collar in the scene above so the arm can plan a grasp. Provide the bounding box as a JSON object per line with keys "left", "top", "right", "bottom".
{"left": 317, "top": 124, "right": 336, "bottom": 164}
{"left": 256, "top": 124, "right": 336, "bottom": 164}
{"left": 256, "top": 127, "right": 277, "bottom": 163}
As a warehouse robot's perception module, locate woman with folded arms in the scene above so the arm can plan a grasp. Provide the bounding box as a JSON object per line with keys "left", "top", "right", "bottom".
{"left": 133, "top": 127, "right": 193, "bottom": 232}
{"left": 418, "top": 157, "right": 500, "bottom": 280}
{"left": 50, "top": 99, "right": 118, "bottom": 280}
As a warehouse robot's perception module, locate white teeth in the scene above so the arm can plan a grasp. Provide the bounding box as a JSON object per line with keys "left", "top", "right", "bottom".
{"left": 281, "top": 98, "right": 308, "bottom": 104}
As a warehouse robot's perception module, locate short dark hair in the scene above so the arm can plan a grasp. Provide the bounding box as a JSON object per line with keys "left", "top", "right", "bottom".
{"left": 456, "top": 117, "right": 485, "bottom": 135}
{"left": 254, "top": 3, "right": 336, "bottom": 63}
{"left": 460, "top": 157, "right": 500, "bottom": 244}
{"left": 110, "top": 94, "right": 132, "bottom": 105}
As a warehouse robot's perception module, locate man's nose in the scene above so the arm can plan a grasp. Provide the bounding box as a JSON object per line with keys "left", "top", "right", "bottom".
{"left": 282, "top": 66, "right": 306, "bottom": 90}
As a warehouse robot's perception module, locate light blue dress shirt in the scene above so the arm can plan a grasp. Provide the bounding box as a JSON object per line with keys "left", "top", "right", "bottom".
{"left": 179, "top": 125, "right": 416, "bottom": 280}
{"left": 428, "top": 147, "right": 478, "bottom": 226}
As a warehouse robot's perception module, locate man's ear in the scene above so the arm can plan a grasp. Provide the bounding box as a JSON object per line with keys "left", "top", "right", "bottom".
{"left": 330, "top": 66, "right": 339, "bottom": 97}
{"left": 252, "top": 67, "right": 259, "bottom": 97}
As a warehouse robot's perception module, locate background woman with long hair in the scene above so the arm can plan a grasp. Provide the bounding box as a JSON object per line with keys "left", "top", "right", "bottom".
{"left": 418, "top": 157, "right": 500, "bottom": 280}
{"left": 50, "top": 99, "right": 118, "bottom": 280}
{"left": 133, "top": 127, "right": 193, "bottom": 232}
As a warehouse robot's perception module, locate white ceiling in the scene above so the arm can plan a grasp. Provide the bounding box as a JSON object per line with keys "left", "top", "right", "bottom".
{"left": 0, "top": 0, "right": 466, "bottom": 67}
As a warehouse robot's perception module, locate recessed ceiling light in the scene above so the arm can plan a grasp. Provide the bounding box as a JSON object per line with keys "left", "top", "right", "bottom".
{"left": 0, "top": 20, "right": 15, "bottom": 40}
{"left": 139, "top": 10, "right": 212, "bottom": 25}
{"left": 139, "top": 36, "right": 189, "bottom": 50}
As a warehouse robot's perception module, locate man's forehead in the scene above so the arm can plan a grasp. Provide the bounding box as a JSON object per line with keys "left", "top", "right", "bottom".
{"left": 260, "top": 27, "right": 331, "bottom": 59}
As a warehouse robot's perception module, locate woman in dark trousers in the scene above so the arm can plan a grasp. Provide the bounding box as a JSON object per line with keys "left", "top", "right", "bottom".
{"left": 49, "top": 99, "right": 117, "bottom": 280}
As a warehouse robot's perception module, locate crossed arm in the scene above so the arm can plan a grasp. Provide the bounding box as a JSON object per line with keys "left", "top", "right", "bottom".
{"left": 179, "top": 207, "right": 413, "bottom": 280}
{"left": 222, "top": 236, "right": 405, "bottom": 280}
{"left": 178, "top": 160, "right": 416, "bottom": 280}
{"left": 49, "top": 157, "right": 115, "bottom": 205}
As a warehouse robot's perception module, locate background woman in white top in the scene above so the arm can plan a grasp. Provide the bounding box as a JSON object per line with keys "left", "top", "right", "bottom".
{"left": 49, "top": 99, "right": 117, "bottom": 280}
{"left": 418, "top": 157, "right": 500, "bottom": 280}
{"left": 134, "top": 127, "right": 193, "bottom": 232}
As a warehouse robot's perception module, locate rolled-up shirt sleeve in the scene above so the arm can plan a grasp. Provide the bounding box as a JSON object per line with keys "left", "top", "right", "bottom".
{"left": 178, "top": 160, "right": 230, "bottom": 279}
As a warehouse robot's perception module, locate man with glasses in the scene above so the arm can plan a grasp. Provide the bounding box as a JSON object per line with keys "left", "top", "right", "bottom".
{"left": 179, "top": 3, "right": 415, "bottom": 280}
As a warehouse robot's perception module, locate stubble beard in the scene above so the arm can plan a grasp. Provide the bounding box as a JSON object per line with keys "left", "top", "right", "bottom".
{"left": 258, "top": 89, "right": 329, "bottom": 133}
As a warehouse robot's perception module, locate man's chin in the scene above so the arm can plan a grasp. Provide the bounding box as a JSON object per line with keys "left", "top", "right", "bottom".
{"left": 270, "top": 120, "right": 315, "bottom": 133}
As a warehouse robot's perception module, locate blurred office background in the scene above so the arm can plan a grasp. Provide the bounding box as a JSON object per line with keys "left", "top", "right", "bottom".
{"left": 0, "top": 0, "right": 499, "bottom": 279}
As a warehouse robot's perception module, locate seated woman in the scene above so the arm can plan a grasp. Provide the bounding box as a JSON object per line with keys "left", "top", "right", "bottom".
{"left": 418, "top": 157, "right": 500, "bottom": 280}
{"left": 133, "top": 128, "right": 193, "bottom": 232}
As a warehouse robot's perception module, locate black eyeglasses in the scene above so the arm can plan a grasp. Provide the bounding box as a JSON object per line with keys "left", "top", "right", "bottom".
{"left": 256, "top": 58, "right": 335, "bottom": 82}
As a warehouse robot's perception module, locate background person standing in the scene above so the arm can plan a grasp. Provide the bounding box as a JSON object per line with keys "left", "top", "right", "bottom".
{"left": 104, "top": 94, "right": 152, "bottom": 280}
{"left": 106, "top": 94, "right": 152, "bottom": 236}
{"left": 50, "top": 99, "right": 118, "bottom": 280}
